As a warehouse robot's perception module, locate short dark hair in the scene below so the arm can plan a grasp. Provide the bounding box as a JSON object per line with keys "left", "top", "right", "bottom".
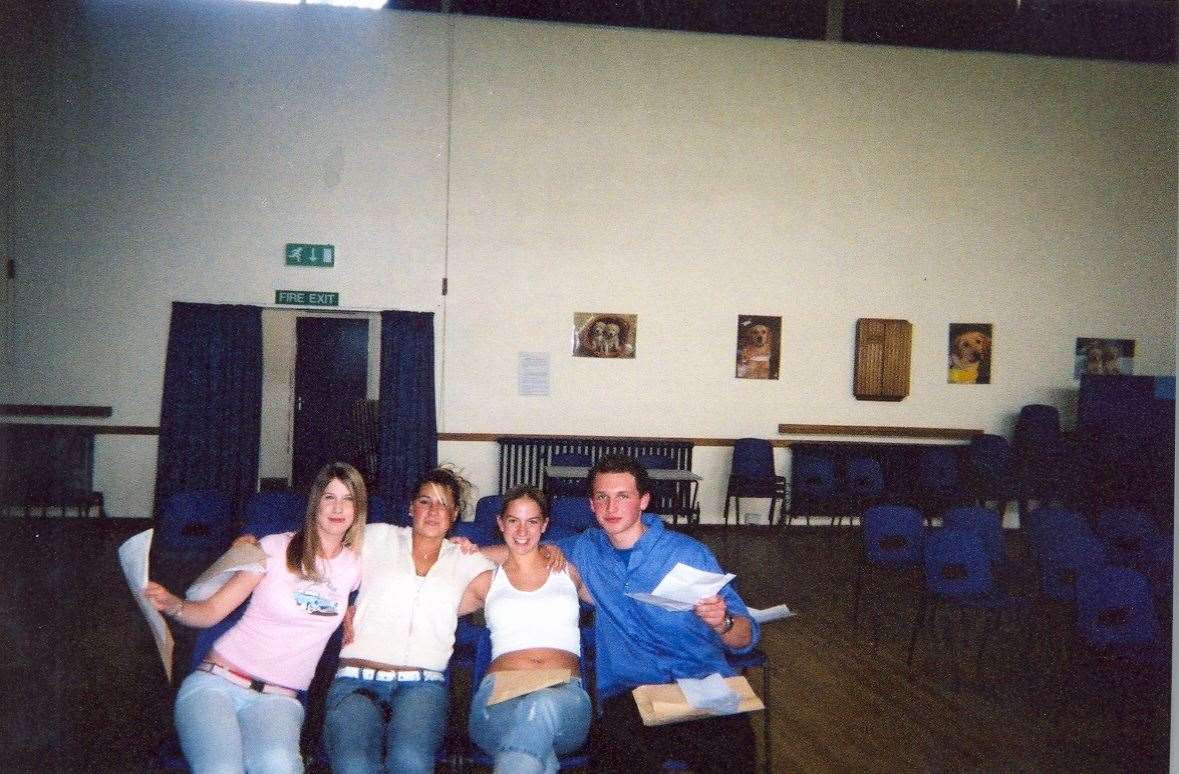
{"left": 587, "top": 454, "right": 650, "bottom": 496}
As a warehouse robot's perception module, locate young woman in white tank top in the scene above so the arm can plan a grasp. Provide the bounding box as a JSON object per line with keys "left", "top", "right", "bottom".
{"left": 465, "top": 486, "right": 594, "bottom": 774}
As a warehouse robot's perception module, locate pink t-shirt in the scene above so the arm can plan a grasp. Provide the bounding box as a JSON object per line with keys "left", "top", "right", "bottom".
{"left": 212, "top": 532, "right": 360, "bottom": 690}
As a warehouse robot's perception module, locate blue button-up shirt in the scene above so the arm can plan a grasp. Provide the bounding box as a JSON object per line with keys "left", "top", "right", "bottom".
{"left": 560, "top": 514, "right": 760, "bottom": 699}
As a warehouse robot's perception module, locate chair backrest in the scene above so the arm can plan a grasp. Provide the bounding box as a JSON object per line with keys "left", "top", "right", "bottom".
{"left": 1037, "top": 530, "right": 1109, "bottom": 603}
{"left": 1075, "top": 566, "right": 1160, "bottom": 649}
{"left": 792, "top": 454, "right": 836, "bottom": 496}
{"left": 916, "top": 447, "right": 959, "bottom": 491}
{"left": 1015, "top": 404, "right": 1062, "bottom": 447}
{"left": 241, "top": 490, "right": 306, "bottom": 537}
{"left": 845, "top": 457, "right": 884, "bottom": 498}
{"left": 924, "top": 528, "right": 994, "bottom": 599}
{"left": 1026, "top": 506, "right": 1091, "bottom": 563}
{"left": 474, "top": 495, "right": 505, "bottom": 525}
{"left": 550, "top": 495, "right": 597, "bottom": 534}
{"left": 966, "top": 434, "right": 1015, "bottom": 485}
{"left": 451, "top": 518, "right": 499, "bottom": 547}
{"left": 942, "top": 505, "right": 1006, "bottom": 564}
{"left": 1095, "top": 506, "right": 1161, "bottom": 559}
{"left": 862, "top": 505, "right": 924, "bottom": 567}
{"left": 157, "top": 490, "right": 235, "bottom": 552}
{"left": 732, "top": 438, "right": 776, "bottom": 479}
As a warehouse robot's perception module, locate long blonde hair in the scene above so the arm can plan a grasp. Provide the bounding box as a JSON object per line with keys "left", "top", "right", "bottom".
{"left": 287, "top": 462, "right": 367, "bottom": 581}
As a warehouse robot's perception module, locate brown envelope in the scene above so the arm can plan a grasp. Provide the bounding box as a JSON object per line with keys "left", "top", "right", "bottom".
{"left": 631, "top": 675, "right": 764, "bottom": 727}
{"left": 487, "top": 669, "right": 573, "bottom": 705}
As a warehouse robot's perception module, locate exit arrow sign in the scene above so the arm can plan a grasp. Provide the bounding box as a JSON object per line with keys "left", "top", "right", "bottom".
{"left": 285, "top": 243, "right": 335, "bottom": 267}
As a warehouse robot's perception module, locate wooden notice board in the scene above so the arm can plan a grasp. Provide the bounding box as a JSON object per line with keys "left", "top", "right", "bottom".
{"left": 854, "top": 318, "right": 912, "bottom": 401}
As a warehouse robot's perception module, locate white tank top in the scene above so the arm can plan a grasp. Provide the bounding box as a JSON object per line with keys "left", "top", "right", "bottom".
{"left": 484, "top": 565, "right": 581, "bottom": 660}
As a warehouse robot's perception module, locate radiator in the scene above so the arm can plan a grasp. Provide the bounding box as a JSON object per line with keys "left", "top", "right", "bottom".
{"left": 0, "top": 424, "right": 104, "bottom": 517}
{"left": 497, "top": 436, "right": 694, "bottom": 492}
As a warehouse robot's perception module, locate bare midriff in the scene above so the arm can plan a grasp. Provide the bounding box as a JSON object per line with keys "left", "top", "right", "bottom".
{"left": 488, "top": 647, "right": 580, "bottom": 676}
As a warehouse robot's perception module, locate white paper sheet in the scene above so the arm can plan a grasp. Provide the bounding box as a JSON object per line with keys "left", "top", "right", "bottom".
{"left": 748, "top": 604, "right": 795, "bottom": 623}
{"left": 625, "top": 562, "right": 735, "bottom": 612}
{"left": 186, "top": 544, "right": 267, "bottom": 601}
{"left": 676, "top": 672, "right": 741, "bottom": 714}
{"left": 118, "top": 529, "right": 174, "bottom": 684}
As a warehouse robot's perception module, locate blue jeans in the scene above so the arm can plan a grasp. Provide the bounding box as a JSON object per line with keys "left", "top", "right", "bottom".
{"left": 468, "top": 675, "right": 591, "bottom": 774}
{"left": 322, "top": 675, "right": 448, "bottom": 774}
{"left": 173, "top": 670, "right": 305, "bottom": 774}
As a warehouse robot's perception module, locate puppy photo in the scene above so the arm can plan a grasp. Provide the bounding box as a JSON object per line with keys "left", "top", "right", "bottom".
{"left": 735, "top": 315, "right": 781, "bottom": 380}
{"left": 947, "top": 323, "right": 993, "bottom": 384}
{"left": 1074, "top": 337, "right": 1134, "bottom": 379}
{"left": 573, "top": 313, "right": 637, "bottom": 359}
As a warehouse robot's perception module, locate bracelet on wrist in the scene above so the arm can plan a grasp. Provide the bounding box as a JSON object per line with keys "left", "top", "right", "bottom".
{"left": 168, "top": 600, "right": 185, "bottom": 621}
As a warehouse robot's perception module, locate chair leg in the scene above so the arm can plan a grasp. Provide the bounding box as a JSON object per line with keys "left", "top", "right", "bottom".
{"left": 723, "top": 494, "right": 731, "bottom": 527}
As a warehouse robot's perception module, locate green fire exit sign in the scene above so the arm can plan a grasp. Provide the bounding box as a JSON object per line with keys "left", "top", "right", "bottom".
{"left": 285, "top": 243, "right": 335, "bottom": 267}
{"left": 275, "top": 290, "right": 339, "bottom": 307}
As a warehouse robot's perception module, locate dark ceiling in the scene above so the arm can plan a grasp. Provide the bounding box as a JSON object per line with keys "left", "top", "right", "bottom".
{"left": 386, "top": 0, "right": 1175, "bottom": 63}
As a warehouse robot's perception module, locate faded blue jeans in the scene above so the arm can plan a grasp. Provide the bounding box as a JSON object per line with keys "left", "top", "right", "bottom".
{"left": 322, "top": 674, "right": 448, "bottom": 774}
{"left": 173, "top": 669, "right": 305, "bottom": 774}
{"left": 468, "top": 675, "right": 592, "bottom": 774}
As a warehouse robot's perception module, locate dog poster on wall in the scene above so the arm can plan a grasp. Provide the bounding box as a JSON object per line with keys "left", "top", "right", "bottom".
{"left": 735, "top": 315, "right": 781, "bottom": 380}
{"left": 572, "top": 312, "right": 637, "bottom": 358}
{"left": 1074, "top": 338, "right": 1134, "bottom": 379}
{"left": 947, "top": 323, "right": 992, "bottom": 384}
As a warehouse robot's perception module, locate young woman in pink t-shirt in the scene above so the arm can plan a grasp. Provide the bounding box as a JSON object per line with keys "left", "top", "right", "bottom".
{"left": 144, "top": 462, "right": 366, "bottom": 774}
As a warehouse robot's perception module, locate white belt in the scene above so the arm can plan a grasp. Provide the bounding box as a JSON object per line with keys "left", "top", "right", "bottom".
{"left": 336, "top": 665, "right": 445, "bottom": 682}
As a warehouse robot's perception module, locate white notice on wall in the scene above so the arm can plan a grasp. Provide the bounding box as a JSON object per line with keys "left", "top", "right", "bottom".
{"left": 518, "top": 352, "right": 550, "bottom": 396}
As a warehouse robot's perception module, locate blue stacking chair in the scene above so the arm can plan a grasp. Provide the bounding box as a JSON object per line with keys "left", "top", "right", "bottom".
{"left": 1095, "top": 505, "right": 1163, "bottom": 567}
{"left": 964, "top": 434, "right": 1016, "bottom": 517}
{"left": 907, "top": 528, "right": 1025, "bottom": 680}
{"left": 241, "top": 490, "right": 305, "bottom": 537}
{"left": 450, "top": 517, "right": 498, "bottom": 549}
{"left": 1066, "top": 566, "right": 1166, "bottom": 704}
{"left": 914, "top": 447, "right": 961, "bottom": 526}
{"left": 546, "top": 452, "right": 591, "bottom": 497}
{"left": 942, "top": 505, "right": 1006, "bottom": 565}
{"left": 852, "top": 505, "right": 924, "bottom": 641}
{"left": 1026, "top": 506, "right": 1092, "bottom": 565}
{"left": 725, "top": 647, "right": 773, "bottom": 774}
{"left": 786, "top": 452, "right": 834, "bottom": 527}
{"left": 835, "top": 456, "right": 884, "bottom": 529}
{"left": 550, "top": 495, "right": 597, "bottom": 534}
{"left": 470, "top": 494, "right": 506, "bottom": 545}
{"left": 724, "top": 438, "right": 787, "bottom": 526}
{"left": 1014, "top": 404, "right": 1064, "bottom": 518}
{"left": 157, "top": 490, "right": 235, "bottom": 553}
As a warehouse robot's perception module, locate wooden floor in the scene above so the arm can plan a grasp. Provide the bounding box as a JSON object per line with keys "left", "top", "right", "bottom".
{"left": 5, "top": 518, "right": 1171, "bottom": 773}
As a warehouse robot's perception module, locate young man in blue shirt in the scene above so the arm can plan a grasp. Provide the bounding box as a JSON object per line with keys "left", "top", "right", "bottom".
{"left": 560, "top": 454, "right": 759, "bottom": 773}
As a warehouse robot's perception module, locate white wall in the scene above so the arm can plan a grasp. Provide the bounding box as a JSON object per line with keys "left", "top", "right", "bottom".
{"left": 3, "top": 1, "right": 1175, "bottom": 518}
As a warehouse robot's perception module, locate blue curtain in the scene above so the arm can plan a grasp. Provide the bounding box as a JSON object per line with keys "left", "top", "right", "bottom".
{"left": 153, "top": 302, "right": 263, "bottom": 518}
{"left": 378, "top": 310, "right": 437, "bottom": 524}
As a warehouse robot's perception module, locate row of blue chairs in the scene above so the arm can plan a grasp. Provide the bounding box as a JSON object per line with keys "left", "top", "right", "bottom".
{"left": 156, "top": 489, "right": 409, "bottom": 554}
{"left": 852, "top": 503, "right": 1170, "bottom": 686}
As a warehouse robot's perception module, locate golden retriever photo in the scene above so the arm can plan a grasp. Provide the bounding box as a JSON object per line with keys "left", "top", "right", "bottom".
{"left": 573, "top": 313, "right": 636, "bottom": 358}
{"left": 735, "top": 315, "right": 780, "bottom": 380}
{"left": 947, "top": 323, "right": 992, "bottom": 384}
{"left": 1075, "top": 337, "right": 1134, "bottom": 379}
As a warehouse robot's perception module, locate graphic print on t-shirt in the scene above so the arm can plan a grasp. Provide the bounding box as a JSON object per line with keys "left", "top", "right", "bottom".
{"left": 293, "top": 578, "right": 341, "bottom": 617}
